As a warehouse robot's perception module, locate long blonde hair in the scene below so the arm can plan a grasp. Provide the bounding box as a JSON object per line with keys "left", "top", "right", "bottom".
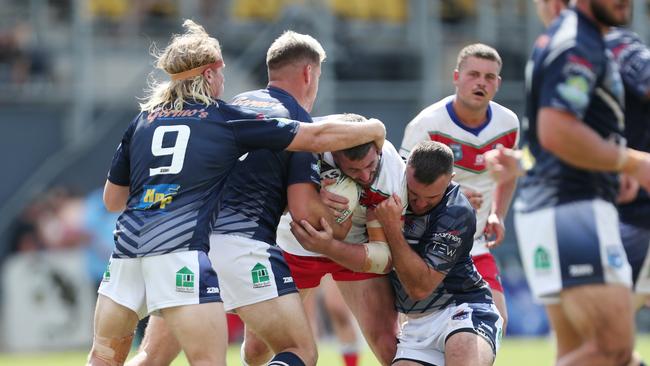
{"left": 140, "top": 20, "right": 223, "bottom": 112}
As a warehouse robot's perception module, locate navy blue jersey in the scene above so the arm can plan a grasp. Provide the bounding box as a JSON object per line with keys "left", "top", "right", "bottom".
{"left": 518, "top": 9, "right": 625, "bottom": 212}
{"left": 606, "top": 28, "right": 650, "bottom": 228}
{"left": 210, "top": 87, "right": 319, "bottom": 245}
{"left": 392, "top": 183, "right": 491, "bottom": 314}
{"left": 107, "top": 101, "right": 300, "bottom": 258}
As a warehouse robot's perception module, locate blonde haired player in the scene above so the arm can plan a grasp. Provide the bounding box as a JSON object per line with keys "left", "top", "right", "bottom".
{"left": 400, "top": 43, "right": 519, "bottom": 332}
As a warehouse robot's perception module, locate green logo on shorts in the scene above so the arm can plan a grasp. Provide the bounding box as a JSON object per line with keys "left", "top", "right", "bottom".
{"left": 534, "top": 246, "right": 551, "bottom": 271}
{"left": 251, "top": 263, "right": 271, "bottom": 288}
{"left": 176, "top": 267, "right": 195, "bottom": 293}
{"left": 102, "top": 264, "right": 110, "bottom": 282}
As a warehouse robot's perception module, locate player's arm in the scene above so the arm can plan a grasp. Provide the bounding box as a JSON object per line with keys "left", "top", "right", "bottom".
{"left": 289, "top": 218, "right": 376, "bottom": 273}
{"left": 538, "top": 107, "right": 650, "bottom": 179}
{"left": 103, "top": 180, "right": 129, "bottom": 212}
{"left": 374, "top": 194, "right": 444, "bottom": 300}
{"left": 287, "top": 183, "right": 352, "bottom": 240}
{"left": 286, "top": 118, "right": 385, "bottom": 153}
{"left": 485, "top": 172, "right": 517, "bottom": 248}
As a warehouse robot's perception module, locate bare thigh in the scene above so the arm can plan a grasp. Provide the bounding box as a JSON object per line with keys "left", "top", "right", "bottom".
{"left": 125, "top": 315, "right": 181, "bottom": 366}
{"left": 160, "top": 303, "right": 228, "bottom": 366}
{"left": 445, "top": 331, "right": 494, "bottom": 366}
{"left": 93, "top": 294, "right": 140, "bottom": 339}
{"left": 237, "top": 292, "right": 317, "bottom": 365}
{"left": 337, "top": 277, "right": 398, "bottom": 366}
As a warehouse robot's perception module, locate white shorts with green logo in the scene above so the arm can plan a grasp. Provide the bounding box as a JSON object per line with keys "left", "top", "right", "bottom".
{"left": 515, "top": 199, "right": 632, "bottom": 304}
{"left": 209, "top": 234, "right": 297, "bottom": 312}
{"left": 97, "top": 250, "right": 221, "bottom": 319}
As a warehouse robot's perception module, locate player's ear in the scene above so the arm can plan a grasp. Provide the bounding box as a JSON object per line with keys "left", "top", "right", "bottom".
{"left": 304, "top": 64, "right": 312, "bottom": 84}
{"left": 453, "top": 69, "right": 460, "bottom": 84}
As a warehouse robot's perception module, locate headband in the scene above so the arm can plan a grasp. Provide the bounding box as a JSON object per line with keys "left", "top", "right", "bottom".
{"left": 168, "top": 60, "right": 224, "bottom": 81}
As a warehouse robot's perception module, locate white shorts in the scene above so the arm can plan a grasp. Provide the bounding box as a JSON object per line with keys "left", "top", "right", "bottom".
{"left": 98, "top": 250, "right": 221, "bottom": 319}
{"left": 515, "top": 199, "right": 632, "bottom": 304}
{"left": 395, "top": 303, "right": 503, "bottom": 366}
{"left": 209, "top": 234, "right": 297, "bottom": 312}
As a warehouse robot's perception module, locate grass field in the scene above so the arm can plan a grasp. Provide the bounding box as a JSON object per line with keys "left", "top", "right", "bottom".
{"left": 2, "top": 336, "right": 650, "bottom": 366}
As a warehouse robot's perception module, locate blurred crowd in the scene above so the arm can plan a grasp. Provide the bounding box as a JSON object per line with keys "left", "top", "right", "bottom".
{"left": 7, "top": 186, "right": 118, "bottom": 285}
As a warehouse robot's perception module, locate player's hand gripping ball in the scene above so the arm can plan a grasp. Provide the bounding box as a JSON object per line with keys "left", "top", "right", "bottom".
{"left": 321, "top": 168, "right": 361, "bottom": 223}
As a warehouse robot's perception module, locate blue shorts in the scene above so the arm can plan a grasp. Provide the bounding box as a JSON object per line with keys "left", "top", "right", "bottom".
{"left": 620, "top": 221, "right": 650, "bottom": 293}
{"left": 515, "top": 199, "right": 632, "bottom": 304}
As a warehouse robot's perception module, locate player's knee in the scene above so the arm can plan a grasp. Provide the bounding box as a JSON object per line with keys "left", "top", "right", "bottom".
{"left": 242, "top": 338, "right": 273, "bottom": 366}
{"left": 88, "top": 334, "right": 134, "bottom": 366}
{"left": 363, "top": 241, "right": 392, "bottom": 274}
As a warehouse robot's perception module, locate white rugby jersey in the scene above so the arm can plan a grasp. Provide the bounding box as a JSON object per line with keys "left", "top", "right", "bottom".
{"left": 400, "top": 95, "right": 519, "bottom": 256}
{"left": 278, "top": 140, "right": 407, "bottom": 257}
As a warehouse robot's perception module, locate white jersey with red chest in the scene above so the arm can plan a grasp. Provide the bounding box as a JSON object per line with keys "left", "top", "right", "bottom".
{"left": 399, "top": 95, "right": 519, "bottom": 256}
{"left": 277, "top": 140, "right": 407, "bottom": 257}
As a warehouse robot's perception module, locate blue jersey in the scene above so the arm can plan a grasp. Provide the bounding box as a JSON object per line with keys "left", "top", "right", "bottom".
{"left": 210, "top": 87, "right": 319, "bottom": 245}
{"left": 107, "top": 101, "right": 299, "bottom": 258}
{"left": 606, "top": 28, "right": 650, "bottom": 229}
{"left": 518, "top": 9, "right": 625, "bottom": 212}
{"left": 392, "top": 183, "right": 491, "bottom": 314}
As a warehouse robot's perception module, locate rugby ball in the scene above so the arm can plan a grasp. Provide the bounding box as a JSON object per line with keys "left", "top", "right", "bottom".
{"left": 321, "top": 168, "right": 361, "bottom": 223}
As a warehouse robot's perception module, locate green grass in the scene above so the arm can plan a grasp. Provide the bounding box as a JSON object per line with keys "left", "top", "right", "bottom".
{"left": 2, "top": 336, "right": 650, "bottom": 365}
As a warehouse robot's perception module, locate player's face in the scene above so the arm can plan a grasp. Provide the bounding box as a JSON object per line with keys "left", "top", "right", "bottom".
{"left": 453, "top": 56, "right": 501, "bottom": 112}
{"left": 205, "top": 60, "right": 225, "bottom": 98}
{"left": 406, "top": 166, "right": 452, "bottom": 215}
{"left": 304, "top": 63, "right": 321, "bottom": 113}
{"left": 334, "top": 147, "right": 380, "bottom": 188}
{"left": 590, "top": 0, "right": 630, "bottom": 27}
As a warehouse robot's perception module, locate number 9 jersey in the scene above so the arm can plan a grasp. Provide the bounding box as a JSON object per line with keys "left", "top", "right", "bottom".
{"left": 108, "top": 102, "right": 300, "bottom": 258}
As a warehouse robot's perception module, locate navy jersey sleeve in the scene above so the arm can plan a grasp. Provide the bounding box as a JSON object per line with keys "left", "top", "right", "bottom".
{"left": 228, "top": 118, "right": 300, "bottom": 152}
{"left": 420, "top": 205, "right": 475, "bottom": 275}
{"left": 540, "top": 45, "right": 601, "bottom": 120}
{"left": 287, "top": 109, "right": 319, "bottom": 186}
{"left": 107, "top": 115, "right": 138, "bottom": 186}
{"left": 608, "top": 31, "right": 650, "bottom": 98}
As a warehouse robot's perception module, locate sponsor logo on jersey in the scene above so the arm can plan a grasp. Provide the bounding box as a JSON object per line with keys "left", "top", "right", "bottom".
{"left": 206, "top": 287, "right": 220, "bottom": 294}
{"left": 534, "top": 246, "right": 551, "bottom": 272}
{"left": 136, "top": 184, "right": 180, "bottom": 210}
{"left": 176, "top": 266, "right": 195, "bottom": 293}
{"left": 251, "top": 263, "right": 271, "bottom": 288}
{"left": 283, "top": 277, "right": 293, "bottom": 284}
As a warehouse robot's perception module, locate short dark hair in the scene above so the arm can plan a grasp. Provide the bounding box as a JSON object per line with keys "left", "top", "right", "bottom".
{"left": 407, "top": 141, "right": 454, "bottom": 184}
{"left": 335, "top": 113, "right": 374, "bottom": 161}
{"left": 266, "top": 31, "right": 326, "bottom": 70}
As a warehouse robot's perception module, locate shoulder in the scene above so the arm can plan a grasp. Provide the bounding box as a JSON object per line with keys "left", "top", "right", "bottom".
{"left": 443, "top": 184, "right": 475, "bottom": 222}
{"left": 409, "top": 96, "right": 453, "bottom": 126}
{"left": 219, "top": 102, "right": 264, "bottom": 121}
{"left": 489, "top": 101, "right": 520, "bottom": 126}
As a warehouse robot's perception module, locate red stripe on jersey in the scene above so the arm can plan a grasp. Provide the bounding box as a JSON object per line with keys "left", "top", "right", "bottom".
{"left": 428, "top": 129, "right": 518, "bottom": 173}
{"left": 359, "top": 187, "right": 390, "bottom": 209}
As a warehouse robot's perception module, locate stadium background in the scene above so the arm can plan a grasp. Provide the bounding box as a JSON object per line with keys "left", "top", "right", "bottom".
{"left": 1, "top": 0, "right": 649, "bottom": 364}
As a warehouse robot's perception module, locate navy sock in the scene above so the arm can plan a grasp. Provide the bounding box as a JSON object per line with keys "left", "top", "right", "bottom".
{"left": 267, "top": 351, "right": 306, "bottom": 366}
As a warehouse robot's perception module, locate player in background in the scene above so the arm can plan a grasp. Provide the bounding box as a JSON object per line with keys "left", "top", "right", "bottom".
{"left": 400, "top": 43, "right": 519, "bottom": 331}
{"left": 370, "top": 141, "right": 502, "bottom": 366}
{"left": 515, "top": 1, "right": 650, "bottom": 364}
{"left": 94, "top": 22, "right": 386, "bottom": 366}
